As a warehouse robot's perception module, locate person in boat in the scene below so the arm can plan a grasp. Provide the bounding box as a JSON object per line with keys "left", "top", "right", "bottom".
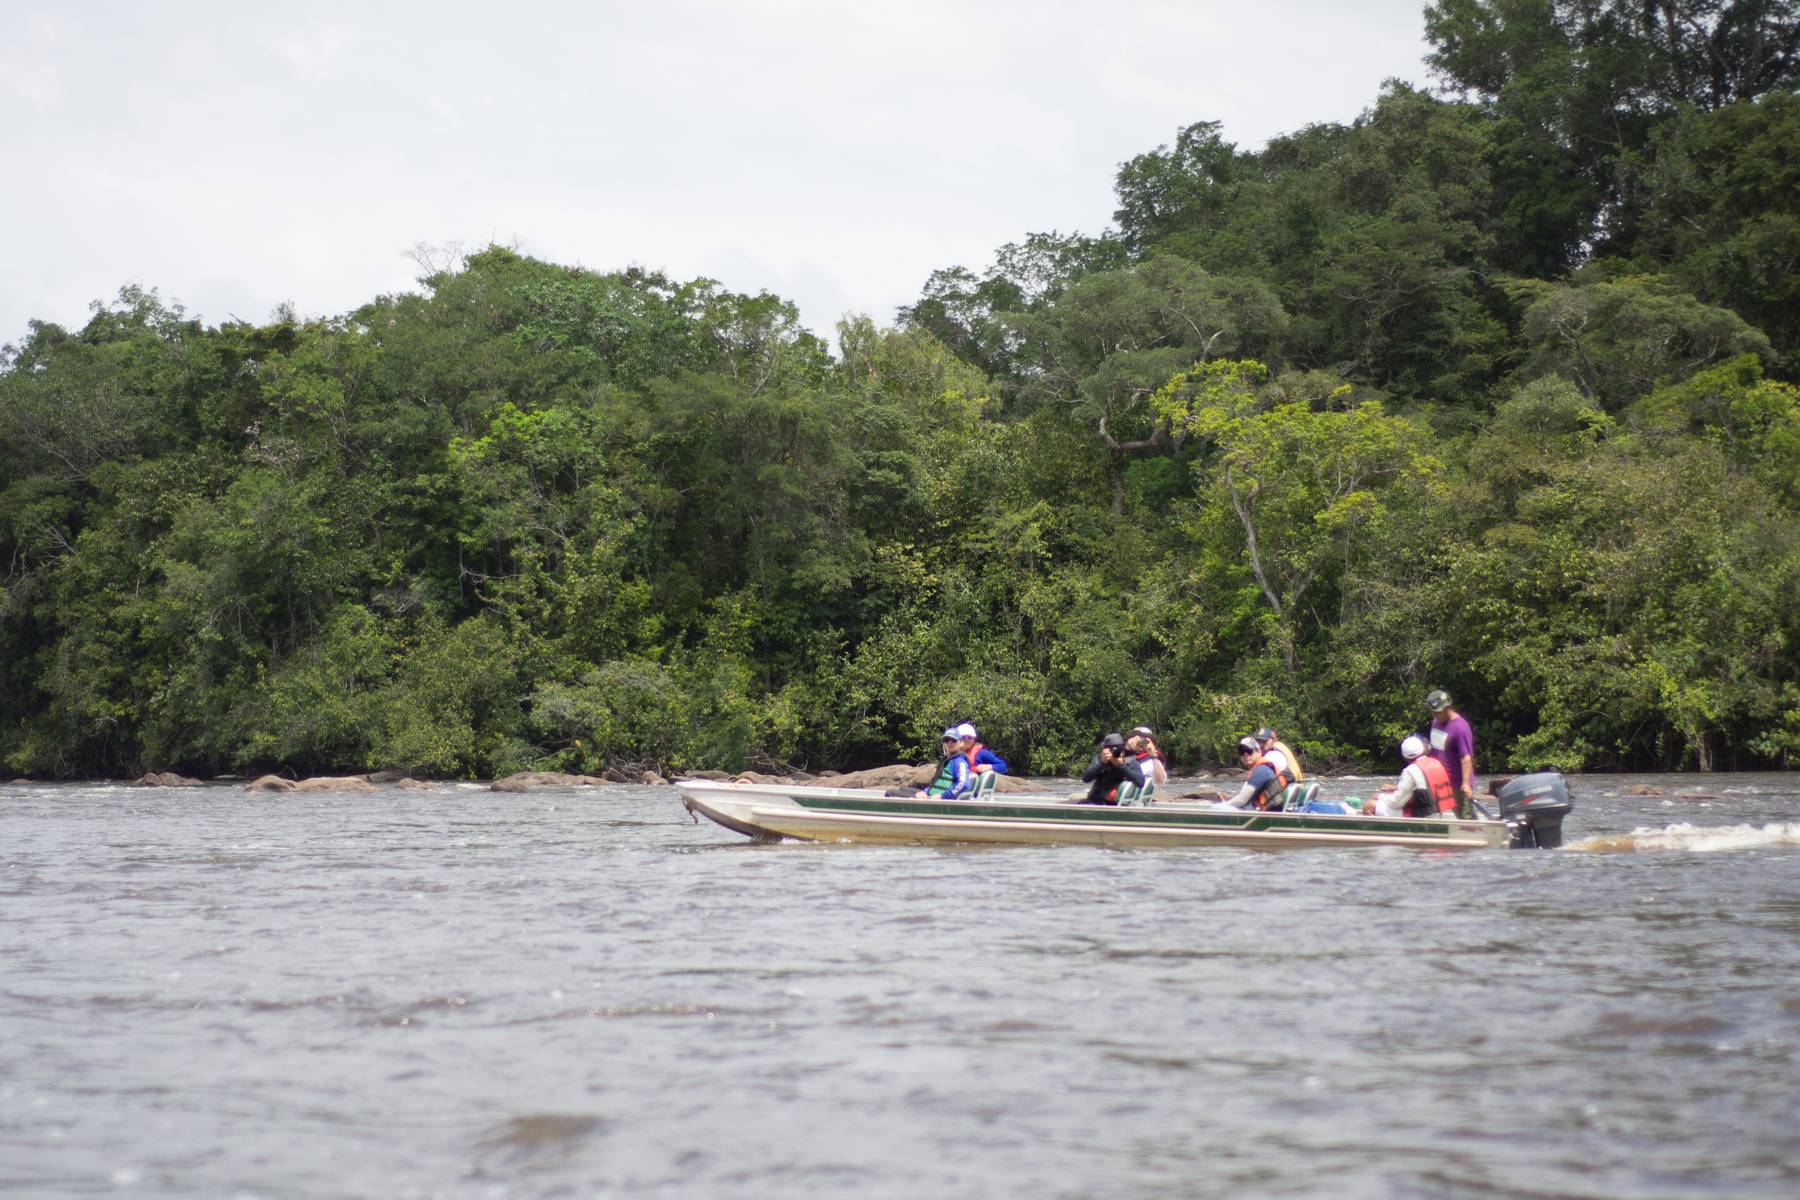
{"left": 1425, "top": 689, "right": 1476, "bottom": 818}
{"left": 954, "top": 722, "right": 1008, "bottom": 775}
{"left": 1078, "top": 731, "right": 1145, "bottom": 805}
{"left": 1375, "top": 734, "right": 1457, "bottom": 818}
{"left": 1126, "top": 726, "right": 1168, "bottom": 788}
{"left": 1252, "top": 726, "right": 1304, "bottom": 784}
{"left": 1217, "top": 735, "right": 1292, "bottom": 809}
{"left": 915, "top": 727, "right": 975, "bottom": 800}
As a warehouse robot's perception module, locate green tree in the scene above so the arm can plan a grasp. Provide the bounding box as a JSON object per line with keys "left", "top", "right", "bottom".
{"left": 1631, "top": 92, "right": 1800, "bottom": 361}
{"left": 1514, "top": 275, "right": 1774, "bottom": 408}
{"left": 1157, "top": 360, "right": 1443, "bottom": 675}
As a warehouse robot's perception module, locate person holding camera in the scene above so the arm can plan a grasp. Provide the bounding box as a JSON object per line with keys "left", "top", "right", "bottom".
{"left": 1078, "top": 732, "right": 1146, "bottom": 805}
{"left": 1126, "top": 726, "right": 1168, "bottom": 788}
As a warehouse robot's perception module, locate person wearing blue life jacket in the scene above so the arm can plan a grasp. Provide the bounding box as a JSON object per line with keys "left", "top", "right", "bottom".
{"left": 917, "top": 728, "right": 975, "bottom": 799}
{"left": 954, "top": 722, "right": 1008, "bottom": 775}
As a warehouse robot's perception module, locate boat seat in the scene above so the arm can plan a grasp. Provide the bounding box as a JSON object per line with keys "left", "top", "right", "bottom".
{"left": 970, "top": 770, "right": 1000, "bottom": 799}
{"left": 1116, "top": 780, "right": 1157, "bottom": 807}
{"left": 1276, "top": 781, "right": 1320, "bottom": 811}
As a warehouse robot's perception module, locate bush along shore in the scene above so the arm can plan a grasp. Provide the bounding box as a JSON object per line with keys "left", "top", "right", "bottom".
{"left": 4, "top": 5, "right": 1798, "bottom": 781}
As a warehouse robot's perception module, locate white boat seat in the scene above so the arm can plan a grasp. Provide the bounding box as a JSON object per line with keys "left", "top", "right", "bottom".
{"left": 1276, "top": 781, "right": 1320, "bottom": 811}
{"left": 969, "top": 770, "right": 1000, "bottom": 799}
{"left": 1116, "top": 780, "right": 1157, "bottom": 807}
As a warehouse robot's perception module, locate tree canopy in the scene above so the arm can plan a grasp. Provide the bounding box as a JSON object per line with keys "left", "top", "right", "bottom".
{"left": 4, "top": 3, "right": 1797, "bottom": 778}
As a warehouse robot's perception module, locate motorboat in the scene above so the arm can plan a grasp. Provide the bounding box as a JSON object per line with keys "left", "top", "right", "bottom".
{"left": 676, "top": 773, "right": 1572, "bottom": 850}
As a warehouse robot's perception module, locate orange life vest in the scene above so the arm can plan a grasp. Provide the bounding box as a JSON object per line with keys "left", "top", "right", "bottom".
{"left": 1412, "top": 754, "right": 1456, "bottom": 816}
{"left": 1244, "top": 750, "right": 1294, "bottom": 809}
{"left": 963, "top": 742, "right": 986, "bottom": 768}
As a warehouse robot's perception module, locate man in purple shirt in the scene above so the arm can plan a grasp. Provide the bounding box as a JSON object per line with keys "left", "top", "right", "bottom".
{"left": 1425, "top": 689, "right": 1475, "bottom": 818}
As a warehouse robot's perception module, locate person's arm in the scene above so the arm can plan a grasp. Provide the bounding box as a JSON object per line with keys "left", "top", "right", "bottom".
{"left": 977, "top": 748, "right": 1008, "bottom": 774}
{"left": 1080, "top": 754, "right": 1104, "bottom": 783}
{"left": 1121, "top": 756, "right": 1145, "bottom": 788}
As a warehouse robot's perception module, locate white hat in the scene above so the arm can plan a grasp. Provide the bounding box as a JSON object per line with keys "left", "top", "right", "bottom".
{"left": 1400, "top": 735, "right": 1427, "bottom": 760}
{"left": 953, "top": 722, "right": 978, "bottom": 740}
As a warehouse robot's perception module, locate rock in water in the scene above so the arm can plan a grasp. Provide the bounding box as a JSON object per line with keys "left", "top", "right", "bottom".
{"left": 818, "top": 764, "right": 936, "bottom": 790}
{"left": 292, "top": 776, "right": 379, "bottom": 792}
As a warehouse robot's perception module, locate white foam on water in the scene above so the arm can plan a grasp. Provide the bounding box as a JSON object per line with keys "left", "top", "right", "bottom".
{"left": 1571, "top": 822, "right": 1800, "bottom": 853}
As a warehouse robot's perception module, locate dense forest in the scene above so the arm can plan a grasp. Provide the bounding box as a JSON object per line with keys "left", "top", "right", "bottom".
{"left": 4, "top": 0, "right": 1798, "bottom": 779}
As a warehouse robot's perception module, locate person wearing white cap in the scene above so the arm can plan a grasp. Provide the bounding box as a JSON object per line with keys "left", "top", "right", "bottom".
{"left": 1374, "top": 734, "right": 1457, "bottom": 818}
{"left": 954, "top": 723, "right": 1009, "bottom": 775}
{"left": 1126, "top": 726, "right": 1168, "bottom": 787}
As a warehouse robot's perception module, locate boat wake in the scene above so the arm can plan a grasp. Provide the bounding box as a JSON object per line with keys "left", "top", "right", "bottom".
{"left": 1571, "top": 822, "right": 1800, "bottom": 853}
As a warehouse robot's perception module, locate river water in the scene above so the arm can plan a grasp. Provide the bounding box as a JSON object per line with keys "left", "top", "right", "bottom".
{"left": 4, "top": 772, "right": 1797, "bottom": 1199}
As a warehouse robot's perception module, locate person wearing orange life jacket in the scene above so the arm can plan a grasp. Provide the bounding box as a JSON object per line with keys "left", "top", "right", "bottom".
{"left": 1252, "top": 726, "right": 1304, "bottom": 783}
{"left": 1218, "top": 736, "right": 1290, "bottom": 809}
{"left": 1376, "top": 735, "right": 1456, "bottom": 817}
{"left": 953, "top": 722, "right": 1008, "bottom": 775}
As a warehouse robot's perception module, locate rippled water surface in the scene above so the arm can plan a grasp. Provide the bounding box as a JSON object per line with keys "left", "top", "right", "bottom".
{"left": 4, "top": 773, "right": 1798, "bottom": 1199}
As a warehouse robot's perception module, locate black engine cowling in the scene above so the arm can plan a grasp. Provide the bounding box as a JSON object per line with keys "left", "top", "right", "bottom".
{"left": 1497, "top": 772, "right": 1573, "bottom": 849}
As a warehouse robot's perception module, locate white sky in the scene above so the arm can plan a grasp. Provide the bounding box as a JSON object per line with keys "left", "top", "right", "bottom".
{"left": 1, "top": 0, "right": 1434, "bottom": 347}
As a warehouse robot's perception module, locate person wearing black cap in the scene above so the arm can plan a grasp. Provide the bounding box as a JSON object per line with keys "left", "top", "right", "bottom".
{"left": 1252, "top": 726, "right": 1304, "bottom": 783}
{"left": 1078, "top": 732, "right": 1146, "bottom": 805}
{"left": 1424, "top": 689, "right": 1475, "bottom": 818}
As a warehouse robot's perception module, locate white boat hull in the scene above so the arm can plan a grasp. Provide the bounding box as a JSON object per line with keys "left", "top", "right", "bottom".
{"left": 677, "top": 781, "right": 1512, "bottom": 850}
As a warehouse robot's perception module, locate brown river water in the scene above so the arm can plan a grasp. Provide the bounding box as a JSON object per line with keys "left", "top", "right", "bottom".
{"left": 4, "top": 773, "right": 1798, "bottom": 1199}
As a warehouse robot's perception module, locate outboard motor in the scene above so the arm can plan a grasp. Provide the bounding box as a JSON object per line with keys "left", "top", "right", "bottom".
{"left": 1497, "top": 773, "right": 1573, "bottom": 849}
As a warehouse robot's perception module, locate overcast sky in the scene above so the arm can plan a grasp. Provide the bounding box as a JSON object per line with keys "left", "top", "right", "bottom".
{"left": 2, "top": 0, "right": 1436, "bottom": 348}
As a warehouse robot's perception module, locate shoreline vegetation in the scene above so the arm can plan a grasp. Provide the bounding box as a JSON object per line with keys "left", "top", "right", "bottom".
{"left": 1, "top": 767, "right": 1732, "bottom": 801}
{"left": 4, "top": 3, "right": 1798, "bottom": 784}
